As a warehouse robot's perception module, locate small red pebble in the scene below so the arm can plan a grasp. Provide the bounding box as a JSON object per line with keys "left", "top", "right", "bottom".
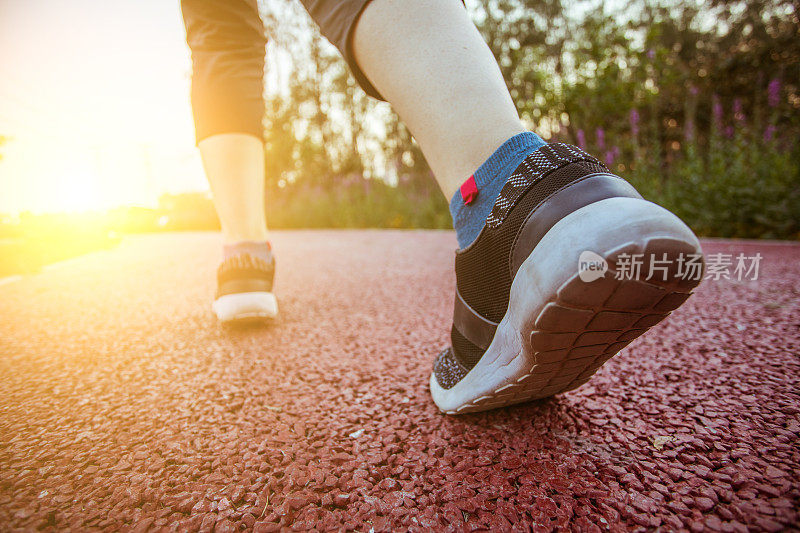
{"left": 252, "top": 521, "right": 281, "bottom": 533}
{"left": 198, "top": 514, "right": 217, "bottom": 533}
{"left": 131, "top": 517, "right": 154, "bottom": 533}
{"left": 694, "top": 497, "right": 716, "bottom": 512}
{"left": 214, "top": 519, "right": 236, "bottom": 533}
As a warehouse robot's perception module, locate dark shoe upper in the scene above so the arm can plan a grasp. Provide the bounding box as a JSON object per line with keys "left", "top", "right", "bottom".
{"left": 215, "top": 250, "right": 276, "bottom": 299}
{"left": 434, "top": 143, "right": 643, "bottom": 389}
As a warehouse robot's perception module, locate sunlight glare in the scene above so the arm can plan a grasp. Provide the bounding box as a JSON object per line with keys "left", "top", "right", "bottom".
{"left": 53, "top": 167, "right": 102, "bottom": 214}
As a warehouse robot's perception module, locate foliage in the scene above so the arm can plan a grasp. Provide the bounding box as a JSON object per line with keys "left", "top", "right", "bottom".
{"left": 266, "top": 181, "right": 451, "bottom": 229}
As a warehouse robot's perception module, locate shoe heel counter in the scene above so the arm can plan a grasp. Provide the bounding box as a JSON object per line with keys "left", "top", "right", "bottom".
{"left": 509, "top": 173, "right": 642, "bottom": 278}
{"left": 215, "top": 253, "right": 276, "bottom": 298}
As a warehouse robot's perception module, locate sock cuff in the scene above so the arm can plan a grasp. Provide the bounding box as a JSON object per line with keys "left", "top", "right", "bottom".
{"left": 448, "top": 132, "right": 547, "bottom": 249}
{"left": 472, "top": 131, "right": 546, "bottom": 188}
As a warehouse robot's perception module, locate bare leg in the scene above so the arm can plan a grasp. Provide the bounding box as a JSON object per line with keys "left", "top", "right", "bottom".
{"left": 198, "top": 133, "right": 268, "bottom": 244}
{"left": 352, "top": 0, "right": 526, "bottom": 198}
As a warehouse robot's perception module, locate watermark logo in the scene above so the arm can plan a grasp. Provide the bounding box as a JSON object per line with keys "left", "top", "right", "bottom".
{"left": 578, "top": 251, "right": 762, "bottom": 282}
{"left": 578, "top": 250, "right": 608, "bottom": 282}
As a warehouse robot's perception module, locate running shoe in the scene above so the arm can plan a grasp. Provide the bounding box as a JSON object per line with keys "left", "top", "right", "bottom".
{"left": 431, "top": 143, "right": 704, "bottom": 414}
{"left": 213, "top": 250, "right": 278, "bottom": 323}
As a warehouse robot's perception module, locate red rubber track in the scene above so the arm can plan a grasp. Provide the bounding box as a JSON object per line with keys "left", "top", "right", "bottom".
{"left": 1, "top": 232, "right": 798, "bottom": 531}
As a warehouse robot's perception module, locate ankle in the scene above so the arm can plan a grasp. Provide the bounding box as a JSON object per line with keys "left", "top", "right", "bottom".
{"left": 223, "top": 240, "right": 272, "bottom": 262}
{"left": 221, "top": 227, "right": 269, "bottom": 246}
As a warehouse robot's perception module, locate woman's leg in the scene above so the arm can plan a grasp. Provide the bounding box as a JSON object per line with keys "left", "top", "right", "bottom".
{"left": 197, "top": 133, "right": 268, "bottom": 244}
{"left": 182, "top": 0, "right": 277, "bottom": 322}
{"left": 302, "top": 0, "right": 545, "bottom": 251}
{"left": 301, "top": 0, "right": 528, "bottom": 199}
{"left": 350, "top": 0, "right": 526, "bottom": 198}
{"left": 181, "top": 0, "right": 268, "bottom": 244}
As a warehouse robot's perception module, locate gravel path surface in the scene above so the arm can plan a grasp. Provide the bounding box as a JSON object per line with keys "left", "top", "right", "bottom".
{"left": 1, "top": 231, "right": 798, "bottom": 531}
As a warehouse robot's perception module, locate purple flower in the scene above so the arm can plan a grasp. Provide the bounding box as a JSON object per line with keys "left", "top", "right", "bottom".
{"left": 689, "top": 85, "right": 699, "bottom": 96}
{"left": 768, "top": 78, "right": 781, "bottom": 108}
{"left": 733, "top": 98, "right": 746, "bottom": 125}
{"left": 712, "top": 95, "right": 723, "bottom": 130}
{"left": 629, "top": 109, "right": 640, "bottom": 137}
{"left": 596, "top": 128, "right": 605, "bottom": 150}
{"left": 764, "top": 124, "right": 777, "bottom": 142}
{"left": 647, "top": 48, "right": 655, "bottom": 60}
{"left": 605, "top": 146, "right": 620, "bottom": 166}
{"left": 576, "top": 129, "right": 586, "bottom": 149}
{"left": 724, "top": 126, "right": 734, "bottom": 139}
{"left": 685, "top": 117, "right": 695, "bottom": 142}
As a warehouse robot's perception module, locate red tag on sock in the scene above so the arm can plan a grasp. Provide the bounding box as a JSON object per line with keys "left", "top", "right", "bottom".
{"left": 460, "top": 175, "right": 478, "bottom": 205}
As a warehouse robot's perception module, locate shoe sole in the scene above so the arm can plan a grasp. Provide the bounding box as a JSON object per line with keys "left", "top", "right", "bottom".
{"left": 213, "top": 292, "right": 279, "bottom": 323}
{"left": 430, "top": 197, "right": 704, "bottom": 414}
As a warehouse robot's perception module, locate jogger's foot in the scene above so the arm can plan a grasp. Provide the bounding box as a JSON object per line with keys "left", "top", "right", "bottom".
{"left": 213, "top": 245, "right": 278, "bottom": 323}
{"left": 431, "top": 143, "right": 705, "bottom": 414}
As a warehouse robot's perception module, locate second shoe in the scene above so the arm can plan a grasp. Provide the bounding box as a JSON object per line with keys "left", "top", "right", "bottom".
{"left": 213, "top": 248, "right": 278, "bottom": 323}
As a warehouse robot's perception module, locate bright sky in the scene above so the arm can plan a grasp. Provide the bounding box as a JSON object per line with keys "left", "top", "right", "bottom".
{"left": 0, "top": 0, "right": 208, "bottom": 214}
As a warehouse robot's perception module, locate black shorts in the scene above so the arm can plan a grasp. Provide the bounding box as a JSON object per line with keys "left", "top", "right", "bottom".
{"left": 181, "top": 0, "right": 377, "bottom": 143}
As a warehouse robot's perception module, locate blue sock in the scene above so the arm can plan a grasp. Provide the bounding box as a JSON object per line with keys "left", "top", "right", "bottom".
{"left": 449, "top": 132, "right": 546, "bottom": 249}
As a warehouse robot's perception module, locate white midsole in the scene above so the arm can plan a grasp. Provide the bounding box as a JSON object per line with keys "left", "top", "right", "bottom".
{"left": 430, "top": 197, "right": 701, "bottom": 413}
{"left": 213, "top": 292, "right": 278, "bottom": 322}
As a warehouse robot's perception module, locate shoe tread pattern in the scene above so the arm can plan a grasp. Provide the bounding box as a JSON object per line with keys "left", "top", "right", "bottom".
{"left": 445, "top": 237, "right": 703, "bottom": 414}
